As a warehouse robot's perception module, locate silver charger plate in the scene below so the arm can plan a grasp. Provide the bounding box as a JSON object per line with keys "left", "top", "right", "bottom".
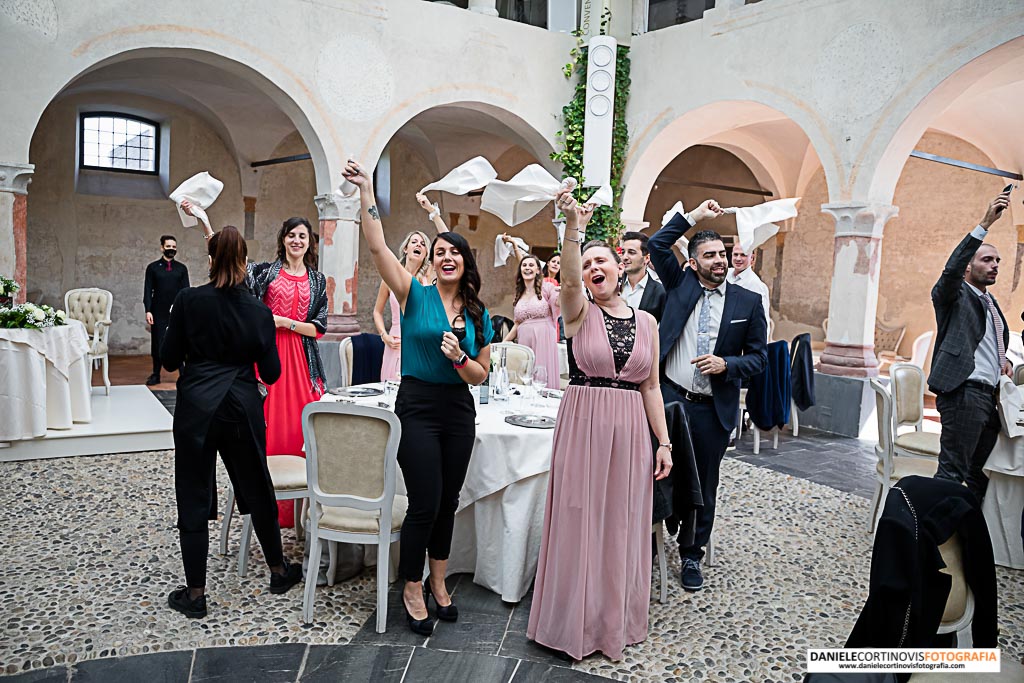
{"left": 505, "top": 414, "right": 556, "bottom": 429}
{"left": 329, "top": 386, "right": 384, "bottom": 397}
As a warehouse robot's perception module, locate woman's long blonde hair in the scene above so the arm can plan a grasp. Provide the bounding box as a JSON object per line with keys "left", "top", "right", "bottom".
{"left": 398, "top": 230, "right": 431, "bottom": 280}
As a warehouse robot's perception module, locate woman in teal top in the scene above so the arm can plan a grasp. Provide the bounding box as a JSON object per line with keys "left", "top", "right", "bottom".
{"left": 344, "top": 160, "right": 493, "bottom": 636}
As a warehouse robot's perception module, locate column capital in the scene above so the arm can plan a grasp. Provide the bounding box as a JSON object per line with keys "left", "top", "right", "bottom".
{"left": 0, "top": 163, "right": 34, "bottom": 195}
{"left": 821, "top": 202, "right": 898, "bottom": 238}
{"left": 314, "top": 192, "right": 360, "bottom": 222}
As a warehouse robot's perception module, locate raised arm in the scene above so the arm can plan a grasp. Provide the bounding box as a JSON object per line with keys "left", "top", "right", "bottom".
{"left": 180, "top": 199, "right": 215, "bottom": 241}
{"left": 556, "top": 190, "right": 595, "bottom": 338}
{"left": 933, "top": 192, "right": 1009, "bottom": 306}
{"left": 417, "top": 192, "right": 450, "bottom": 233}
{"left": 649, "top": 199, "right": 722, "bottom": 290}
{"left": 500, "top": 233, "right": 526, "bottom": 267}
{"left": 343, "top": 160, "right": 413, "bottom": 306}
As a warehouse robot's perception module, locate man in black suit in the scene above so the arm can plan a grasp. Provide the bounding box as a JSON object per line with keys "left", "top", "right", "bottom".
{"left": 650, "top": 200, "right": 768, "bottom": 592}
{"left": 620, "top": 231, "right": 666, "bottom": 322}
{"left": 928, "top": 191, "right": 1012, "bottom": 500}
{"left": 144, "top": 234, "right": 189, "bottom": 385}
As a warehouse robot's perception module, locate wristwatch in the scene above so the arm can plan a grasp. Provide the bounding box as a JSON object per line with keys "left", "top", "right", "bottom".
{"left": 453, "top": 353, "right": 469, "bottom": 369}
{"left": 658, "top": 442, "right": 673, "bottom": 451}
{"left": 289, "top": 322, "right": 297, "bottom": 331}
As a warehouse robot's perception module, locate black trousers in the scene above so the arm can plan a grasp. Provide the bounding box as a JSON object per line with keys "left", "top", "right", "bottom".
{"left": 394, "top": 377, "right": 476, "bottom": 582}
{"left": 935, "top": 381, "right": 1000, "bottom": 500}
{"left": 175, "top": 408, "right": 283, "bottom": 588}
{"left": 662, "top": 381, "right": 731, "bottom": 562}
{"left": 151, "top": 312, "right": 170, "bottom": 375}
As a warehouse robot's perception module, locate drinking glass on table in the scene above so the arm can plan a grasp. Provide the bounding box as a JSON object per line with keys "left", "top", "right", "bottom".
{"left": 531, "top": 366, "right": 548, "bottom": 408}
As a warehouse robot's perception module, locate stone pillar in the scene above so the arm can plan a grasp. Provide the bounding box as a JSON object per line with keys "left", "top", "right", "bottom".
{"left": 468, "top": 0, "right": 498, "bottom": 16}
{"left": 243, "top": 196, "right": 257, "bottom": 240}
{"left": 0, "top": 163, "right": 34, "bottom": 304}
{"left": 818, "top": 202, "right": 898, "bottom": 378}
{"left": 770, "top": 230, "right": 786, "bottom": 312}
{"left": 314, "top": 192, "right": 360, "bottom": 340}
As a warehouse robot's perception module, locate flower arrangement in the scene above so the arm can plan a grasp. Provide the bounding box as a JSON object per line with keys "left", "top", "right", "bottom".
{"left": 0, "top": 274, "right": 20, "bottom": 306}
{"left": 0, "top": 302, "right": 68, "bottom": 329}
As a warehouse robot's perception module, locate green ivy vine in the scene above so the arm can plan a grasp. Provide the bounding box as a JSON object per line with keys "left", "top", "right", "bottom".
{"left": 552, "top": 13, "right": 630, "bottom": 244}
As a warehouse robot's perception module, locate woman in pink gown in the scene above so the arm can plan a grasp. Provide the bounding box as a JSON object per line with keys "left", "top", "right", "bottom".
{"left": 373, "top": 194, "right": 451, "bottom": 381}
{"left": 503, "top": 254, "right": 560, "bottom": 383}
{"left": 527, "top": 190, "right": 673, "bottom": 661}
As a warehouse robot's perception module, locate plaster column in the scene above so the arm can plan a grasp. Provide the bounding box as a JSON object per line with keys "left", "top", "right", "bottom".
{"left": 0, "top": 163, "right": 34, "bottom": 304}
{"left": 818, "top": 202, "right": 898, "bottom": 378}
{"left": 770, "top": 230, "right": 786, "bottom": 312}
{"left": 468, "top": 0, "right": 498, "bottom": 17}
{"left": 243, "top": 196, "right": 257, "bottom": 240}
{"left": 314, "top": 192, "right": 361, "bottom": 340}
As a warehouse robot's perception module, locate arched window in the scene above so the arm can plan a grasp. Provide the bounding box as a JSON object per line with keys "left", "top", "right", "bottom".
{"left": 79, "top": 113, "right": 159, "bottom": 174}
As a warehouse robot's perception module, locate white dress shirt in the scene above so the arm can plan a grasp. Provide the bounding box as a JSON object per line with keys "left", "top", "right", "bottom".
{"left": 666, "top": 280, "right": 727, "bottom": 395}
{"left": 622, "top": 272, "right": 649, "bottom": 309}
{"left": 727, "top": 266, "right": 771, "bottom": 334}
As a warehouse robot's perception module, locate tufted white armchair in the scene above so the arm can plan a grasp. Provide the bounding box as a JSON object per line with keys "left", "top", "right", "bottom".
{"left": 64, "top": 288, "right": 113, "bottom": 395}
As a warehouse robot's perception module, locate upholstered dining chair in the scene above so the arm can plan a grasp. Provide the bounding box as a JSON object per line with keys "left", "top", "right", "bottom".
{"left": 64, "top": 288, "right": 113, "bottom": 395}
{"left": 301, "top": 402, "right": 406, "bottom": 631}
{"left": 867, "top": 379, "right": 938, "bottom": 533}
{"left": 890, "top": 363, "right": 941, "bottom": 460}
{"left": 935, "top": 533, "right": 975, "bottom": 647}
{"left": 1013, "top": 363, "right": 1024, "bottom": 387}
{"left": 489, "top": 342, "right": 536, "bottom": 384}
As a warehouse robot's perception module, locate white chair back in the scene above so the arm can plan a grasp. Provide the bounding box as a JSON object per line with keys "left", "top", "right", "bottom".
{"left": 908, "top": 330, "right": 934, "bottom": 369}
{"left": 491, "top": 342, "right": 536, "bottom": 384}
{"left": 891, "top": 362, "right": 925, "bottom": 432}
{"left": 870, "top": 379, "right": 895, "bottom": 482}
{"left": 339, "top": 336, "right": 353, "bottom": 387}
{"left": 64, "top": 288, "right": 112, "bottom": 342}
{"left": 1013, "top": 363, "right": 1024, "bottom": 387}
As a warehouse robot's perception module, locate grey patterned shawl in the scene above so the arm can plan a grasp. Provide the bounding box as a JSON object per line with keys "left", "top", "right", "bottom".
{"left": 246, "top": 260, "right": 328, "bottom": 393}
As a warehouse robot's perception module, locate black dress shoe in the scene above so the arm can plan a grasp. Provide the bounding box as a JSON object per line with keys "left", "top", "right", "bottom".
{"left": 680, "top": 558, "right": 704, "bottom": 592}
{"left": 425, "top": 582, "right": 459, "bottom": 622}
{"left": 269, "top": 562, "right": 303, "bottom": 594}
{"left": 145, "top": 374, "right": 160, "bottom": 386}
{"left": 403, "top": 589, "right": 435, "bottom": 636}
{"left": 168, "top": 586, "right": 207, "bottom": 618}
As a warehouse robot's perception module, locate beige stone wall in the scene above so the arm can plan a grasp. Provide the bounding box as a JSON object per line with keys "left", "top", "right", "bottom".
{"left": 771, "top": 131, "right": 1022, "bottom": 359}
{"left": 253, "top": 132, "right": 318, "bottom": 265}
{"left": 27, "top": 92, "right": 245, "bottom": 354}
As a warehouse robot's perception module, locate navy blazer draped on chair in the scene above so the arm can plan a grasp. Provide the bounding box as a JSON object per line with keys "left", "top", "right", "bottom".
{"left": 790, "top": 332, "right": 815, "bottom": 412}
{"left": 351, "top": 332, "right": 385, "bottom": 385}
{"left": 747, "top": 340, "right": 791, "bottom": 431}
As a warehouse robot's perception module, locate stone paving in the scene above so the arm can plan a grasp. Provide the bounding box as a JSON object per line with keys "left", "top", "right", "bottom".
{"left": 1, "top": 428, "right": 1022, "bottom": 682}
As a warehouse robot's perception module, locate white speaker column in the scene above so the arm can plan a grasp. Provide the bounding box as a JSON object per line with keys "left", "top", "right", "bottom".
{"left": 581, "top": 35, "right": 617, "bottom": 189}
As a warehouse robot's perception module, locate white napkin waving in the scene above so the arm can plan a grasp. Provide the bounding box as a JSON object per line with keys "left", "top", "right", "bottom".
{"left": 584, "top": 184, "right": 612, "bottom": 208}
{"left": 726, "top": 197, "right": 800, "bottom": 253}
{"left": 661, "top": 200, "right": 686, "bottom": 227}
{"left": 481, "top": 166, "right": 577, "bottom": 226}
{"left": 169, "top": 172, "right": 224, "bottom": 232}
{"left": 421, "top": 156, "right": 498, "bottom": 195}
{"left": 494, "top": 235, "right": 531, "bottom": 268}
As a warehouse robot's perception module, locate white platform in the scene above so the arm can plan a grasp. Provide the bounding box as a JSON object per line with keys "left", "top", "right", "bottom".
{"left": 0, "top": 385, "right": 173, "bottom": 461}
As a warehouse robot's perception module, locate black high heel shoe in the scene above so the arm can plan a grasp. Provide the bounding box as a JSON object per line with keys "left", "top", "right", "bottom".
{"left": 425, "top": 581, "right": 459, "bottom": 622}
{"left": 403, "top": 588, "right": 435, "bottom": 636}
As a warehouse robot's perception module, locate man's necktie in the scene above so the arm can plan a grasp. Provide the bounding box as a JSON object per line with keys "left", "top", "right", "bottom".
{"left": 980, "top": 292, "right": 1006, "bottom": 373}
{"left": 692, "top": 288, "right": 715, "bottom": 392}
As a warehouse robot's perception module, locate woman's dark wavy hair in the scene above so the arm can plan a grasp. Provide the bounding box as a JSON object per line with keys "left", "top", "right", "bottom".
{"left": 543, "top": 253, "right": 560, "bottom": 284}
{"left": 431, "top": 231, "right": 488, "bottom": 349}
{"left": 208, "top": 226, "right": 248, "bottom": 288}
{"left": 513, "top": 255, "right": 544, "bottom": 306}
{"left": 276, "top": 217, "right": 318, "bottom": 270}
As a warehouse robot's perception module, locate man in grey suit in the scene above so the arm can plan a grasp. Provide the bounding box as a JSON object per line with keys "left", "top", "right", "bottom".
{"left": 928, "top": 190, "right": 1013, "bottom": 500}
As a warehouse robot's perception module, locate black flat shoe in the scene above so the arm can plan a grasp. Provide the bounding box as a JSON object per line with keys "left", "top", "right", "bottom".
{"left": 425, "top": 582, "right": 459, "bottom": 622}
{"left": 145, "top": 374, "right": 161, "bottom": 386}
{"left": 167, "top": 586, "right": 207, "bottom": 619}
{"left": 269, "top": 562, "right": 303, "bottom": 595}
{"left": 403, "top": 590, "right": 435, "bottom": 636}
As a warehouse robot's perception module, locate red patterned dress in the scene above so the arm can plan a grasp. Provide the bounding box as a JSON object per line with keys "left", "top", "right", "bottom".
{"left": 262, "top": 269, "right": 323, "bottom": 527}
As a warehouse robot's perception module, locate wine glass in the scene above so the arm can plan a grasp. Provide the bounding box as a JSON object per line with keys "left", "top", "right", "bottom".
{"left": 531, "top": 366, "right": 548, "bottom": 408}
{"left": 518, "top": 372, "right": 533, "bottom": 414}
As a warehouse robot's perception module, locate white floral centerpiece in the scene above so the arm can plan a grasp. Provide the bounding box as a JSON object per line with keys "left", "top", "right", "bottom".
{"left": 0, "top": 302, "right": 68, "bottom": 329}
{"left": 0, "top": 274, "right": 19, "bottom": 306}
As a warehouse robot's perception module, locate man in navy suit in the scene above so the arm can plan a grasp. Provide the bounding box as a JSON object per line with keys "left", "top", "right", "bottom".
{"left": 649, "top": 200, "right": 768, "bottom": 592}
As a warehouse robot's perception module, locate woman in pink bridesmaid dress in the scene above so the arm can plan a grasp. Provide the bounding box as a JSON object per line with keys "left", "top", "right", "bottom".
{"left": 527, "top": 189, "right": 673, "bottom": 661}
{"left": 502, "top": 254, "right": 560, "bottom": 383}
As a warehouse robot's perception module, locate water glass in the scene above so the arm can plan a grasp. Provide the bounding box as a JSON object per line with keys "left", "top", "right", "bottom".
{"left": 531, "top": 366, "right": 548, "bottom": 407}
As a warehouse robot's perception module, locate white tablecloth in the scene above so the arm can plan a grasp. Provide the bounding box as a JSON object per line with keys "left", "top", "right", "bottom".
{"left": 0, "top": 320, "right": 92, "bottom": 441}
{"left": 984, "top": 433, "right": 1024, "bottom": 570}
{"left": 321, "top": 384, "right": 557, "bottom": 600}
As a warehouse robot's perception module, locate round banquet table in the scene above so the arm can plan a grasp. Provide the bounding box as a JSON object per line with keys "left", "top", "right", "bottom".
{"left": 0, "top": 319, "right": 92, "bottom": 442}
{"left": 320, "top": 382, "right": 559, "bottom": 601}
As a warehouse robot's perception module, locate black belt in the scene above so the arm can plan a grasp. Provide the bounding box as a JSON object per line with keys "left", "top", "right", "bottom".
{"left": 962, "top": 380, "right": 998, "bottom": 397}
{"left": 568, "top": 374, "right": 640, "bottom": 391}
{"left": 664, "top": 377, "right": 714, "bottom": 404}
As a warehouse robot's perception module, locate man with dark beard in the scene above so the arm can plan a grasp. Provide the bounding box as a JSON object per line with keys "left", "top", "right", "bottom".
{"left": 649, "top": 202, "right": 767, "bottom": 593}
{"left": 144, "top": 234, "right": 190, "bottom": 385}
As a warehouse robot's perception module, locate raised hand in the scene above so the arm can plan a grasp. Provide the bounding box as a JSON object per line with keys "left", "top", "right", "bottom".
{"left": 981, "top": 190, "right": 1012, "bottom": 229}
{"left": 342, "top": 159, "right": 370, "bottom": 188}
{"left": 180, "top": 198, "right": 195, "bottom": 217}
{"left": 416, "top": 193, "right": 432, "bottom": 212}
{"left": 691, "top": 199, "right": 724, "bottom": 223}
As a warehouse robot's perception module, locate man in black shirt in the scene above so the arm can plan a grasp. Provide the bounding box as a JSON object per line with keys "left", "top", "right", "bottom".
{"left": 144, "top": 235, "right": 189, "bottom": 385}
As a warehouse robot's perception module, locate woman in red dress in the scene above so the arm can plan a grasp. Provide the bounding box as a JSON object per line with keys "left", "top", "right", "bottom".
{"left": 185, "top": 200, "right": 327, "bottom": 530}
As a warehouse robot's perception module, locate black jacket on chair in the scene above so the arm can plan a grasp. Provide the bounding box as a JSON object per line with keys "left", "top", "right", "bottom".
{"left": 747, "top": 339, "right": 791, "bottom": 431}
{"left": 637, "top": 276, "right": 667, "bottom": 324}
{"left": 927, "top": 233, "right": 1009, "bottom": 394}
{"left": 846, "top": 476, "right": 997, "bottom": 662}
{"left": 790, "top": 333, "right": 815, "bottom": 412}
{"left": 351, "top": 332, "right": 385, "bottom": 385}
{"left": 657, "top": 401, "right": 703, "bottom": 545}
{"left": 649, "top": 212, "right": 768, "bottom": 432}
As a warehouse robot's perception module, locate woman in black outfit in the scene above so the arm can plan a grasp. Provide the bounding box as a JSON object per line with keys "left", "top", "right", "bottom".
{"left": 161, "top": 226, "right": 302, "bottom": 618}
{"left": 344, "top": 160, "right": 494, "bottom": 636}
